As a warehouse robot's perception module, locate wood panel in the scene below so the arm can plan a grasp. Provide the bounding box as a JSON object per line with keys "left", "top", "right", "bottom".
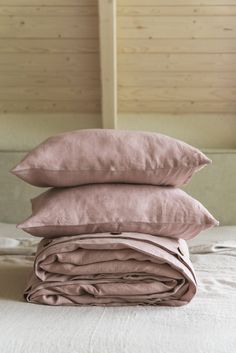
{"left": 0, "top": 54, "right": 99, "bottom": 71}
{"left": 0, "top": 39, "right": 99, "bottom": 53}
{"left": 119, "top": 72, "right": 236, "bottom": 87}
{"left": 99, "top": 0, "right": 117, "bottom": 129}
{"left": 118, "top": 0, "right": 236, "bottom": 5}
{"left": 1, "top": 71, "right": 100, "bottom": 86}
{"left": 0, "top": 1, "right": 101, "bottom": 115}
{"left": 0, "top": 0, "right": 97, "bottom": 5}
{"left": 117, "top": 0, "right": 236, "bottom": 125}
{"left": 0, "top": 86, "right": 100, "bottom": 100}
{"left": 117, "top": 6, "right": 236, "bottom": 16}
{"left": 119, "top": 101, "right": 236, "bottom": 113}
{"left": 118, "top": 54, "right": 236, "bottom": 71}
{"left": 119, "top": 87, "right": 236, "bottom": 101}
{"left": 117, "top": 39, "right": 236, "bottom": 54}
{"left": 118, "top": 17, "right": 236, "bottom": 39}
{"left": 0, "top": 17, "right": 98, "bottom": 39}
{"left": 0, "top": 6, "right": 98, "bottom": 16}
{"left": 0, "top": 101, "right": 100, "bottom": 114}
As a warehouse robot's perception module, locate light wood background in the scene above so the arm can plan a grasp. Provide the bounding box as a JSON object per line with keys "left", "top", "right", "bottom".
{"left": 117, "top": 0, "right": 236, "bottom": 148}
{"left": 0, "top": 0, "right": 235, "bottom": 150}
{"left": 0, "top": 0, "right": 102, "bottom": 148}
{"left": 0, "top": 1, "right": 235, "bottom": 224}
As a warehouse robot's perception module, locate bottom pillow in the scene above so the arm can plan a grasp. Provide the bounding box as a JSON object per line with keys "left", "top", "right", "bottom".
{"left": 18, "top": 184, "right": 218, "bottom": 240}
{"left": 24, "top": 233, "right": 197, "bottom": 306}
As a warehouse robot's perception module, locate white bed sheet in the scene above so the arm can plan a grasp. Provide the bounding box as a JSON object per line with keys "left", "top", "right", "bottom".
{"left": 0, "top": 224, "right": 235, "bottom": 353}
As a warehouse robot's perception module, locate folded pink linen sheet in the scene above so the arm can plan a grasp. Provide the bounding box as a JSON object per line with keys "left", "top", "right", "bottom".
{"left": 24, "top": 232, "right": 197, "bottom": 306}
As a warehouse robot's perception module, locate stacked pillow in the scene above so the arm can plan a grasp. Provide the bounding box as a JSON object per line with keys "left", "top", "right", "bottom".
{"left": 12, "top": 129, "right": 218, "bottom": 305}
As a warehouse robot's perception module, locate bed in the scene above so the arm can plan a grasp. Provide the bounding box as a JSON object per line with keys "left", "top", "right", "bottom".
{"left": 0, "top": 223, "right": 235, "bottom": 353}
{"left": 0, "top": 150, "right": 236, "bottom": 352}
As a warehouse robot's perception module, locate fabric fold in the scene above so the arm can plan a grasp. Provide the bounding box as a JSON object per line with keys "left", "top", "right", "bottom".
{"left": 24, "top": 232, "right": 197, "bottom": 306}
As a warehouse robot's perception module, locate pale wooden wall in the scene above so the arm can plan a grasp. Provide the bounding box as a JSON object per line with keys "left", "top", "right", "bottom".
{"left": 0, "top": 0, "right": 235, "bottom": 150}
{"left": 117, "top": 0, "right": 236, "bottom": 148}
{"left": 0, "top": 0, "right": 102, "bottom": 150}
{"left": 0, "top": 0, "right": 100, "bottom": 115}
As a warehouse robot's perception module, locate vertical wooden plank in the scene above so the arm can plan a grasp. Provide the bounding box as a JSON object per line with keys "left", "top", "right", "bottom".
{"left": 99, "top": 0, "right": 117, "bottom": 129}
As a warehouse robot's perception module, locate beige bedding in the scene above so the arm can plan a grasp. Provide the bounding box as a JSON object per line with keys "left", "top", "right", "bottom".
{"left": 0, "top": 225, "right": 236, "bottom": 353}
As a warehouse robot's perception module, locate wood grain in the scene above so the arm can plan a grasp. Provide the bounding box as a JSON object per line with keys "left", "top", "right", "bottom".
{"left": 0, "top": 16, "right": 98, "bottom": 39}
{"left": 118, "top": 87, "right": 236, "bottom": 101}
{"left": 118, "top": 53, "right": 236, "bottom": 71}
{"left": 0, "top": 39, "right": 99, "bottom": 53}
{"left": 117, "top": 39, "right": 236, "bottom": 53}
{"left": 0, "top": 1, "right": 101, "bottom": 115}
{"left": 1, "top": 71, "right": 100, "bottom": 86}
{"left": 0, "top": 6, "right": 98, "bottom": 16}
{"left": 0, "top": 101, "right": 100, "bottom": 114}
{"left": 117, "top": 1, "right": 236, "bottom": 118}
{"left": 118, "top": 71, "right": 236, "bottom": 87}
{"left": 118, "top": 0, "right": 236, "bottom": 5}
{"left": 0, "top": 0, "right": 97, "bottom": 5}
{"left": 0, "top": 86, "right": 100, "bottom": 100}
{"left": 119, "top": 100, "right": 236, "bottom": 113}
{"left": 99, "top": 0, "right": 117, "bottom": 128}
{"left": 117, "top": 6, "right": 236, "bottom": 16}
{"left": 0, "top": 53, "right": 99, "bottom": 71}
{"left": 118, "top": 16, "right": 236, "bottom": 39}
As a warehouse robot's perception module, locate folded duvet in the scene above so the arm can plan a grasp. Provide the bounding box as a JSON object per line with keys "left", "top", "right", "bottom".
{"left": 24, "top": 233, "right": 197, "bottom": 306}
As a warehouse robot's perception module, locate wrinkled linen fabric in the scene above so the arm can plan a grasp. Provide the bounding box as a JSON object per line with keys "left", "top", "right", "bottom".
{"left": 18, "top": 184, "right": 218, "bottom": 239}
{"left": 24, "top": 232, "right": 197, "bottom": 306}
{"left": 11, "top": 129, "right": 210, "bottom": 188}
{"left": 1, "top": 226, "right": 236, "bottom": 353}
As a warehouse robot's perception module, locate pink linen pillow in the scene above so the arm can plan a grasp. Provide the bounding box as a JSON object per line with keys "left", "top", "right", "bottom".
{"left": 17, "top": 184, "right": 218, "bottom": 239}
{"left": 11, "top": 129, "right": 210, "bottom": 187}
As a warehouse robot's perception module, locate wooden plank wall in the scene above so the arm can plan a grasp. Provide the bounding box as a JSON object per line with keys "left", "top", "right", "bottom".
{"left": 0, "top": 0, "right": 101, "bottom": 115}
{"left": 117, "top": 0, "right": 236, "bottom": 115}
{"left": 99, "top": 0, "right": 117, "bottom": 128}
{"left": 0, "top": 0, "right": 235, "bottom": 149}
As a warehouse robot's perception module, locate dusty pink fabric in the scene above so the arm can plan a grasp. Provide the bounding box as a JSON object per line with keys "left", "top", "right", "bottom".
{"left": 18, "top": 184, "right": 218, "bottom": 239}
{"left": 24, "top": 232, "right": 197, "bottom": 306}
{"left": 11, "top": 129, "right": 210, "bottom": 187}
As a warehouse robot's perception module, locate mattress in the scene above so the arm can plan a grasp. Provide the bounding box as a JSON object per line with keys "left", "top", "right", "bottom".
{"left": 0, "top": 223, "right": 235, "bottom": 353}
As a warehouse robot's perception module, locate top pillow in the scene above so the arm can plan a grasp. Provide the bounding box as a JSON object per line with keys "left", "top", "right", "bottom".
{"left": 11, "top": 129, "right": 210, "bottom": 187}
